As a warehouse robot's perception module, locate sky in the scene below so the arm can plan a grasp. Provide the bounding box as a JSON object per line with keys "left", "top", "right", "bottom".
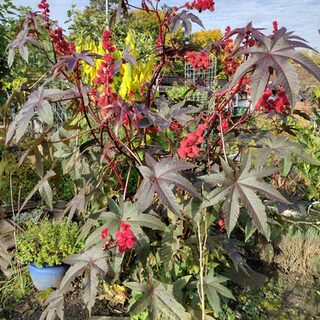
{"left": 13, "top": 0, "right": 320, "bottom": 49}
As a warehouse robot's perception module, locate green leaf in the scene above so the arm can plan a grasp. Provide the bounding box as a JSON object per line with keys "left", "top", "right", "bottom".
{"left": 245, "top": 219, "right": 257, "bottom": 243}
{"left": 173, "top": 275, "right": 192, "bottom": 303}
{"left": 127, "top": 280, "right": 190, "bottom": 320}
{"left": 203, "top": 269, "right": 234, "bottom": 314}
{"left": 160, "top": 225, "right": 183, "bottom": 272}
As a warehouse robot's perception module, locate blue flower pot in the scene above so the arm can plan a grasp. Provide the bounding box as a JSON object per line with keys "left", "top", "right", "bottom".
{"left": 28, "top": 263, "right": 69, "bottom": 291}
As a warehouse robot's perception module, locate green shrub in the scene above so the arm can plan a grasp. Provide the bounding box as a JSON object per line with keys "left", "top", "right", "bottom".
{"left": 16, "top": 218, "right": 83, "bottom": 267}
{"left": 0, "top": 148, "right": 40, "bottom": 205}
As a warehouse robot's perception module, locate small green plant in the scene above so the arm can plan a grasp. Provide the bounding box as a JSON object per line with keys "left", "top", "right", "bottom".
{"left": 0, "top": 265, "right": 32, "bottom": 307}
{"left": 16, "top": 218, "right": 83, "bottom": 267}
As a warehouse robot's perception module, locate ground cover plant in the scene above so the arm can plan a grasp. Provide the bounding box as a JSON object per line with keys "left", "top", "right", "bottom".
{"left": 1, "top": 0, "right": 320, "bottom": 319}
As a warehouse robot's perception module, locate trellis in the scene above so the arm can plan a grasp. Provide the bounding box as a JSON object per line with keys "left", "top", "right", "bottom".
{"left": 184, "top": 56, "right": 217, "bottom": 106}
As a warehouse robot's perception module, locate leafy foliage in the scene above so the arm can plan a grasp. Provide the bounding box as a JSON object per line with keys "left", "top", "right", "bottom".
{"left": 135, "top": 154, "right": 201, "bottom": 214}
{"left": 203, "top": 269, "right": 234, "bottom": 314}
{"left": 138, "top": 98, "right": 202, "bottom": 130}
{"left": 40, "top": 246, "right": 110, "bottom": 319}
{"left": 16, "top": 218, "right": 83, "bottom": 267}
{"left": 230, "top": 27, "right": 320, "bottom": 107}
{"left": 3, "top": 1, "right": 320, "bottom": 319}
{"left": 255, "top": 132, "right": 320, "bottom": 168}
{"left": 127, "top": 280, "right": 191, "bottom": 320}
{"left": 63, "top": 247, "right": 109, "bottom": 315}
{"left": 6, "top": 87, "right": 64, "bottom": 144}
{"left": 201, "top": 154, "right": 289, "bottom": 237}
{"left": 85, "top": 198, "right": 165, "bottom": 256}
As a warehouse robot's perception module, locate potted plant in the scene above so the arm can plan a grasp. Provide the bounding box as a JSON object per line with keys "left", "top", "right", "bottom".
{"left": 16, "top": 218, "right": 83, "bottom": 291}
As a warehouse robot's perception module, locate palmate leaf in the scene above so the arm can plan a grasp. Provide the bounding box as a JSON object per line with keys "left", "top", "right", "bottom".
{"left": 255, "top": 133, "right": 320, "bottom": 167}
{"left": 135, "top": 154, "right": 201, "bottom": 215}
{"left": 62, "top": 186, "right": 87, "bottom": 222}
{"left": 39, "top": 290, "right": 65, "bottom": 320}
{"left": 101, "top": 99, "right": 131, "bottom": 134}
{"left": 40, "top": 246, "right": 109, "bottom": 320}
{"left": 225, "top": 22, "right": 264, "bottom": 52}
{"left": 203, "top": 269, "right": 235, "bottom": 314}
{"left": 7, "top": 13, "right": 40, "bottom": 67}
{"left": 230, "top": 27, "right": 320, "bottom": 108}
{"left": 62, "top": 247, "right": 109, "bottom": 316}
{"left": 170, "top": 10, "right": 204, "bottom": 36}
{"left": 6, "top": 86, "right": 64, "bottom": 144}
{"left": 201, "top": 154, "right": 289, "bottom": 238}
{"left": 138, "top": 98, "right": 202, "bottom": 130}
{"left": 52, "top": 50, "right": 96, "bottom": 72}
{"left": 85, "top": 199, "right": 166, "bottom": 250}
{"left": 127, "top": 280, "right": 190, "bottom": 320}
{"left": 223, "top": 239, "right": 252, "bottom": 275}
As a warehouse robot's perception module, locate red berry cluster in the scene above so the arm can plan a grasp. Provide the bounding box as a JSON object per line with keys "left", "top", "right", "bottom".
{"left": 100, "top": 223, "right": 138, "bottom": 253}
{"left": 185, "top": 0, "right": 215, "bottom": 12}
{"left": 255, "top": 88, "right": 290, "bottom": 113}
{"left": 185, "top": 51, "right": 210, "bottom": 72}
{"left": 50, "top": 27, "right": 75, "bottom": 56}
{"left": 38, "top": 0, "right": 50, "bottom": 29}
{"left": 91, "top": 30, "right": 117, "bottom": 116}
{"left": 115, "top": 223, "right": 138, "bottom": 253}
{"left": 38, "top": 0, "right": 50, "bottom": 17}
{"left": 177, "top": 124, "right": 207, "bottom": 159}
{"left": 217, "top": 119, "right": 229, "bottom": 133}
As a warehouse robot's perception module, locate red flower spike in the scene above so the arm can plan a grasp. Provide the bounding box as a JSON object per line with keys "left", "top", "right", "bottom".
{"left": 90, "top": 29, "right": 118, "bottom": 115}
{"left": 37, "top": 0, "right": 50, "bottom": 28}
{"left": 50, "top": 27, "right": 75, "bottom": 56}
{"left": 218, "top": 212, "right": 225, "bottom": 232}
{"left": 170, "top": 122, "right": 181, "bottom": 131}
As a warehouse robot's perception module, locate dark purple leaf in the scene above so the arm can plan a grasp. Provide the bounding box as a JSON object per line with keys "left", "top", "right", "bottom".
{"left": 201, "top": 155, "right": 289, "bottom": 238}
{"left": 53, "top": 51, "right": 97, "bottom": 73}
{"left": 123, "top": 45, "right": 137, "bottom": 66}
{"left": 135, "top": 154, "right": 201, "bottom": 215}
{"left": 170, "top": 10, "right": 204, "bottom": 36}
{"left": 230, "top": 30, "right": 320, "bottom": 108}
